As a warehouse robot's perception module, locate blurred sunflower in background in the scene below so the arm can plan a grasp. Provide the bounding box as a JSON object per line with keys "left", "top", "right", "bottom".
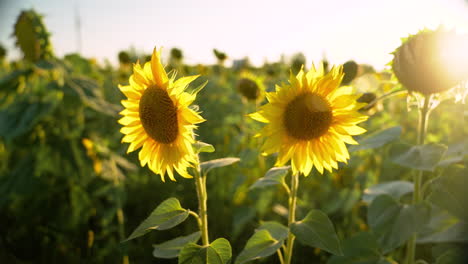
{"left": 118, "top": 48, "right": 205, "bottom": 181}
{"left": 250, "top": 65, "right": 368, "bottom": 175}
{"left": 236, "top": 71, "right": 265, "bottom": 102}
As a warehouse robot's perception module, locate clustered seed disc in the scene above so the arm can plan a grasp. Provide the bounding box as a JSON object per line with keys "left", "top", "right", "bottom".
{"left": 139, "top": 86, "right": 179, "bottom": 144}
{"left": 283, "top": 93, "right": 332, "bottom": 140}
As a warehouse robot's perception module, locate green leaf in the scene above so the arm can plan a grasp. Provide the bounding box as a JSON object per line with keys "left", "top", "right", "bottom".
{"left": 290, "top": 210, "right": 343, "bottom": 256}
{"left": 350, "top": 126, "right": 402, "bottom": 152}
{"left": 417, "top": 205, "right": 468, "bottom": 244}
{"left": 200, "top": 157, "right": 240, "bottom": 175}
{"left": 367, "top": 195, "right": 429, "bottom": 253}
{"left": 125, "top": 198, "right": 189, "bottom": 241}
{"left": 0, "top": 99, "right": 59, "bottom": 141}
{"left": 257, "top": 221, "right": 289, "bottom": 241}
{"left": 250, "top": 166, "right": 290, "bottom": 190}
{"left": 390, "top": 143, "right": 447, "bottom": 171}
{"left": 235, "top": 229, "right": 283, "bottom": 264}
{"left": 362, "top": 181, "right": 413, "bottom": 204}
{"left": 328, "top": 232, "right": 391, "bottom": 264}
{"left": 152, "top": 232, "right": 201, "bottom": 259}
{"left": 193, "top": 141, "right": 215, "bottom": 154}
{"left": 428, "top": 167, "right": 468, "bottom": 222}
{"left": 178, "top": 238, "right": 232, "bottom": 264}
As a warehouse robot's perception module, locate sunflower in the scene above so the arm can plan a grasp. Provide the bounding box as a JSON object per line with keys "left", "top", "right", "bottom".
{"left": 118, "top": 48, "right": 205, "bottom": 182}
{"left": 236, "top": 71, "right": 265, "bottom": 102}
{"left": 250, "top": 65, "right": 368, "bottom": 175}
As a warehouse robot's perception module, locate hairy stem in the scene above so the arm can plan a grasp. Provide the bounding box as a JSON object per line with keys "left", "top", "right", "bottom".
{"left": 194, "top": 157, "right": 209, "bottom": 246}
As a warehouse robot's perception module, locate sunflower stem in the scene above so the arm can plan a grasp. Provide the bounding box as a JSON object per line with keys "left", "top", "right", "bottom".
{"left": 406, "top": 94, "right": 431, "bottom": 264}
{"left": 194, "top": 156, "right": 210, "bottom": 246}
{"left": 284, "top": 172, "right": 299, "bottom": 264}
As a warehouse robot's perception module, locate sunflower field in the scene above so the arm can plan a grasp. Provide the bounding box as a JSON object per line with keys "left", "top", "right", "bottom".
{"left": 1, "top": 8, "right": 468, "bottom": 264}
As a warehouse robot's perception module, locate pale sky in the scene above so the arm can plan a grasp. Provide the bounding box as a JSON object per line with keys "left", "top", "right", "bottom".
{"left": 1, "top": 0, "right": 468, "bottom": 69}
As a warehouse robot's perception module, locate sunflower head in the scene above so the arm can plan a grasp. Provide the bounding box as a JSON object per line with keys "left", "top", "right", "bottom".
{"left": 236, "top": 71, "right": 265, "bottom": 102}
{"left": 392, "top": 28, "right": 467, "bottom": 95}
{"left": 118, "top": 48, "right": 205, "bottom": 182}
{"left": 250, "top": 65, "right": 368, "bottom": 176}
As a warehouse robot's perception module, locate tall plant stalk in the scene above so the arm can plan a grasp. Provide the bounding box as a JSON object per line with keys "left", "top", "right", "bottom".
{"left": 194, "top": 157, "right": 210, "bottom": 246}
{"left": 284, "top": 172, "right": 299, "bottom": 264}
{"left": 406, "top": 95, "right": 431, "bottom": 264}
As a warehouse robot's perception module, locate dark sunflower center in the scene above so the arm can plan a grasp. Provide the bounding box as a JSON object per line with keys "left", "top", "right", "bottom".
{"left": 139, "top": 86, "right": 178, "bottom": 144}
{"left": 237, "top": 78, "right": 259, "bottom": 100}
{"left": 283, "top": 93, "right": 332, "bottom": 140}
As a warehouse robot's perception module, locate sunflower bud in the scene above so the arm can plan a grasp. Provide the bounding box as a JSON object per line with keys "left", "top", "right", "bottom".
{"left": 392, "top": 29, "right": 467, "bottom": 95}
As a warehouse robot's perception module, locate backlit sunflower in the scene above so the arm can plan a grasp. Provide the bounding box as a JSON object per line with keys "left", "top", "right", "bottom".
{"left": 250, "top": 65, "right": 368, "bottom": 175}
{"left": 118, "top": 48, "right": 205, "bottom": 182}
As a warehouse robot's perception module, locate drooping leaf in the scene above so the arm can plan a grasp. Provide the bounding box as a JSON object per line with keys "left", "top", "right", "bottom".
{"left": 362, "top": 181, "right": 413, "bottom": 204}
{"left": 193, "top": 141, "right": 215, "bottom": 154}
{"left": 351, "top": 126, "right": 402, "bottom": 152}
{"left": 250, "top": 166, "right": 290, "bottom": 190}
{"left": 200, "top": 157, "right": 240, "bottom": 175}
{"left": 367, "top": 195, "right": 429, "bottom": 253}
{"left": 178, "top": 238, "right": 232, "bottom": 264}
{"left": 152, "top": 231, "right": 201, "bottom": 259}
{"left": 235, "top": 229, "right": 283, "bottom": 264}
{"left": 290, "top": 210, "right": 343, "bottom": 256}
{"left": 125, "top": 198, "right": 189, "bottom": 241}
{"left": 390, "top": 143, "right": 447, "bottom": 171}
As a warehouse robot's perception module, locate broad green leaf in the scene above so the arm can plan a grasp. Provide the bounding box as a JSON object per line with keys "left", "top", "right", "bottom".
{"left": 390, "top": 143, "right": 447, "bottom": 171}
{"left": 178, "top": 238, "right": 232, "bottom": 264}
{"left": 328, "top": 232, "right": 391, "bottom": 264}
{"left": 152, "top": 231, "right": 201, "bottom": 259}
{"left": 428, "top": 168, "right": 468, "bottom": 222}
{"left": 367, "top": 195, "right": 429, "bottom": 253}
{"left": 437, "top": 141, "right": 468, "bottom": 167}
{"left": 125, "top": 198, "right": 189, "bottom": 241}
{"left": 250, "top": 166, "right": 290, "bottom": 190}
{"left": 257, "top": 221, "right": 289, "bottom": 241}
{"left": 362, "top": 181, "right": 413, "bottom": 204}
{"left": 290, "top": 210, "right": 343, "bottom": 256}
{"left": 235, "top": 229, "right": 283, "bottom": 264}
{"left": 0, "top": 99, "right": 58, "bottom": 141}
{"left": 417, "top": 205, "right": 468, "bottom": 244}
{"left": 200, "top": 157, "right": 240, "bottom": 175}
{"left": 350, "top": 126, "right": 402, "bottom": 152}
{"left": 193, "top": 141, "right": 215, "bottom": 154}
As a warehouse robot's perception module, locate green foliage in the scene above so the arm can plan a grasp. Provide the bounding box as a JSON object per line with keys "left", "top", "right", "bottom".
{"left": 350, "top": 126, "right": 402, "bottom": 152}
{"left": 328, "top": 232, "right": 392, "bottom": 264}
{"left": 200, "top": 157, "right": 240, "bottom": 175}
{"left": 390, "top": 143, "right": 448, "bottom": 171}
{"left": 367, "top": 195, "right": 429, "bottom": 253}
{"left": 362, "top": 180, "right": 413, "bottom": 204}
{"left": 290, "top": 210, "right": 343, "bottom": 256}
{"left": 250, "top": 166, "right": 290, "bottom": 190}
{"left": 179, "top": 238, "right": 232, "bottom": 264}
{"left": 153, "top": 231, "right": 202, "bottom": 259}
{"left": 126, "top": 198, "right": 190, "bottom": 241}
{"left": 235, "top": 229, "right": 284, "bottom": 264}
